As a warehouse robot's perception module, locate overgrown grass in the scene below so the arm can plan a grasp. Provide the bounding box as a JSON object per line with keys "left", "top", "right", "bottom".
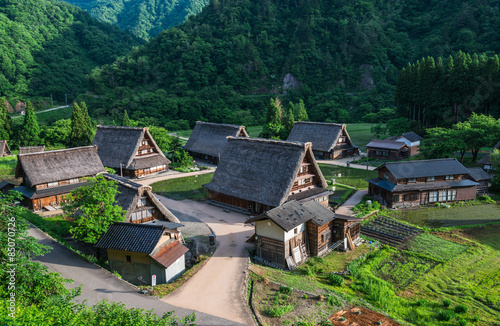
{"left": 385, "top": 203, "right": 500, "bottom": 228}
{"left": 353, "top": 195, "right": 381, "bottom": 217}
{"left": 22, "top": 210, "right": 72, "bottom": 243}
{"left": 319, "top": 164, "right": 377, "bottom": 189}
{"left": 246, "top": 125, "right": 263, "bottom": 137}
{"left": 344, "top": 123, "right": 379, "bottom": 151}
{"left": 150, "top": 173, "right": 214, "bottom": 200}
{"left": 0, "top": 156, "right": 18, "bottom": 182}
{"left": 406, "top": 233, "right": 468, "bottom": 262}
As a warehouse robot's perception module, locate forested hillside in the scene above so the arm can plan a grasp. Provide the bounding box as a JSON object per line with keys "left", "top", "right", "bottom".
{"left": 0, "top": 0, "right": 140, "bottom": 103}
{"left": 63, "top": 0, "right": 209, "bottom": 40}
{"left": 85, "top": 0, "right": 500, "bottom": 128}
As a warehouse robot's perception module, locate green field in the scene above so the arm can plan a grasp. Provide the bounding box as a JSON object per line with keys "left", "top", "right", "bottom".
{"left": 150, "top": 173, "right": 214, "bottom": 200}
{"left": 12, "top": 106, "right": 72, "bottom": 126}
{"left": 345, "top": 123, "right": 378, "bottom": 150}
{"left": 319, "top": 164, "right": 377, "bottom": 189}
{"left": 386, "top": 203, "right": 500, "bottom": 228}
{"left": 0, "top": 156, "right": 18, "bottom": 183}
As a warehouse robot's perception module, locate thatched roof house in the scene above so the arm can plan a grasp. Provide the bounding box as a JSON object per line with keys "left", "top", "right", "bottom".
{"left": 19, "top": 146, "right": 45, "bottom": 155}
{"left": 103, "top": 173, "right": 180, "bottom": 224}
{"left": 92, "top": 125, "right": 171, "bottom": 178}
{"left": 0, "top": 140, "right": 11, "bottom": 156}
{"left": 286, "top": 122, "right": 358, "bottom": 160}
{"left": 204, "top": 137, "right": 332, "bottom": 215}
{"left": 183, "top": 121, "right": 249, "bottom": 164}
{"left": 14, "top": 146, "right": 105, "bottom": 211}
{"left": 95, "top": 222, "right": 189, "bottom": 285}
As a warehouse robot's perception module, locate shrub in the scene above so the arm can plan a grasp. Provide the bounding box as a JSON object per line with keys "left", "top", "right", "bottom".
{"left": 303, "top": 294, "right": 308, "bottom": 299}
{"left": 442, "top": 299, "right": 452, "bottom": 307}
{"left": 415, "top": 299, "right": 428, "bottom": 307}
{"left": 437, "top": 309, "right": 456, "bottom": 321}
{"left": 279, "top": 286, "right": 293, "bottom": 295}
{"left": 328, "top": 273, "right": 345, "bottom": 286}
{"left": 319, "top": 320, "right": 333, "bottom": 326}
{"left": 454, "top": 304, "right": 468, "bottom": 314}
{"left": 326, "top": 294, "right": 342, "bottom": 307}
{"left": 458, "top": 319, "right": 468, "bottom": 326}
{"left": 264, "top": 305, "right": 294, "bottom": 317}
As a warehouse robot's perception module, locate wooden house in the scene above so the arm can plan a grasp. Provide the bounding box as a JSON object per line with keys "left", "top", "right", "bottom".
{"left": 286, "top": 122, "right": 359, "bottom": 160}
{"left": 203, "top": 137, "right": 333, "bottom": 215}
{"left": 367, "top": 158, "right": 478, "bottom": 208}
{"left": 14, "top": 146, "right": 105, "bottom": 211}
{"left": 478, "top": 140, "right": 500, "bottom": 171}
{"left": 103, "top": 173, "right": 180, "bottom": 224}
{"left": 92, "top": 126, "right": 171, "bottom": 178}
{"left": 386, "top": 132, "right": 423, "bottom": 156}
{"left": 246, "top": 200, "right": 361, "bottom": 269}
{"left": 19, "top": 146, "right": 45, "bottom": 155}
{"left": 0, "top": 140, "right": 11, "bottom": 156}
{"left": 466, "top": 168, "right": 492, "bottom": 195}
{"left": 366, "top": 139, "right": 410, "bottom": 161}
{"left": 183, "top": 121, "right": 249, "bottom": 164}
{"left": 95, "top": 223, "right": 189, "bottom": 285}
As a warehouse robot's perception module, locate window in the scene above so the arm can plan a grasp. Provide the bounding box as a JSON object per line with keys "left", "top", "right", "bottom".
{"left": 446, "top": 175, "right": 454, "bottom": 180}
{"left": 404, "top": 193, "right": 419, "bottom": 201}
{"left": 338, "top": 138, "right": 344, "bottom": 143}
{"left": 384, "top": 173, "right": 389, "bottom": 180}
{"left": 393, "top": 195, "right": 399, "bottom": 203}
{"left": 304, "top": 165, "right": 308, "bottom": 172}
{"left": 294, "top": 228, "right": 298, "bottom": 234}
{"left": 69, "top": 178, "right": 79, "bottom": 184}
{"left": 439, "top": 189, "right": 457, "bottom": 201}
{"left": 309, "top": 177, "right": 313, "bottom": 183}
{"left": 48, "top": 182, "right": 58, "bottom": 187}
{"left": 141, "top": 149, "right": 148, "bottom": 154}
{"left": 408, "top": 178, "right": 416, "bottom": 183}
{"left": 138, "top": 198, "right": 147, "bottom": 207}
{"left": 427, "top": 176, "right": 435, "bottom": 182}
{"left": 126, "top": 255, "right": 131, "bottom": 263}
{"left": 298, "top": 179, "right": 306, "bottom": 186}
{"left": 321, "top": 232, "right": 331, "bottom": 243}
{"left": 429, "top": 191, "right": 438, "bottom": 202}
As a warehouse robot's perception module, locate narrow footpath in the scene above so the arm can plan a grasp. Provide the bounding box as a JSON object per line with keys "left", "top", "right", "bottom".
{"left": 317, "top": 155, "right": 377, "bottom": 171}
{"left": 335, "top": 189, "right": 368, "bottom": 216}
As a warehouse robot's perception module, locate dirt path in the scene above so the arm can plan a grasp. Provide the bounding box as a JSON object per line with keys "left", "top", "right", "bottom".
{"left": 317, "top": 155, "right": 376, "bottom": 171}
{"left": 156, "top": 195, "right": 256, "bottom": 325}
{"left": 335, "top": 189, "right": 368, "bottom": 216}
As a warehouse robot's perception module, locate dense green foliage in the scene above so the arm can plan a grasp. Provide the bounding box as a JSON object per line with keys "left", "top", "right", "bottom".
{"left": 420, "top": 113, "right": 500, "bottom": 161}
{"left": 0, "top": 0, "right": 139, "bottom": 101}
{"left": 18, "top": 102, "right": 41, "bottom": 147}
{"left": 65, "top": 0, "right": 209, "bottom": 40}
{"left": 85, "top": 0, "right": 500, "bottom": 128}
{"left": 69, "top": 102, "right": 94, "bottom": 147}
{"left": 0, "top": 98, "right": 11, "bottom": 140}
{"left": 395, "top": 52, "right": 500, "bottom": 127}
{"left": 63, "top": 175, "right": 126, "bottom": 244}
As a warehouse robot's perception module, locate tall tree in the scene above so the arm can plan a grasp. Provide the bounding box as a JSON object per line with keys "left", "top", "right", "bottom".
{"left": 455, "top": 113, "right": 500, "bottom": 161}
{"left": 122, "top": 110, "right": 132, "bottom": 126}
{"left": 295, "top": 99, "right": 309, "bottom": 122}
{"left": 0, "top": 98, "right": 11, "bottom": 140}
{"left": 19, "top": 101, "right": 41, "bottom": 147}
{"left": 261, "top": 98, "right": 283, "bottom": 139}
{"left": 63, "top": 175, "right": 126, "bottom": 244}
{"left": 281, "top": 104, "right": 295, "bottom": 139}
{"left": 70, "top": 102, "right": 94, "bottom": 147}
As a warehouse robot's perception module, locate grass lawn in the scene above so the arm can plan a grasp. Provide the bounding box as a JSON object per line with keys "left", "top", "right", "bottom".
{"left": 150, "top": 173, "right": 214, "bottom": 200}
{"left": 386, "top": 203, "right": 500, "bottom": 228}
{"left": 246, "top": 125, "right": 263, "bottom": 137}
{"left": 0, "top": 156, "right": 18, "bottom": 183}
{"left": 345, "top": 123, "right": 379, "bottom": 151}
{"left": 319, "top": 163, "right": 377, "bottom": 189}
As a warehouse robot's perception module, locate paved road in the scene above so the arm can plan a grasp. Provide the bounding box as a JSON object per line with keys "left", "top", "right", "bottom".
{"left": 157, "top": 196, "right": 256, "bottom": 325}
{"left": 12, "top": 105, "right": 70, "bottom": 119}
{"left": 335, "top": 189, "right": 368, "bottom": 216}
{"left": 317, "top": 155, "right": 377, "bottom": 171}
{"left": 28, "top": 225, "right": 244, "bottom": 325}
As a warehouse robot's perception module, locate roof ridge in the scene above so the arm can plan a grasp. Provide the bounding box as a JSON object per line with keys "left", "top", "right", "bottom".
{"left": 294, "top": 121, "right": 345, "bottom": 127}
{"left": 196, "top": 121, "right": 245, "bottom": 129}
{"left": 96, "top": 125, "right": 145, "bottom": 131}
{"left": 113, "top": 221, "right": 164, "bottom": 229}
{"left": 18, "top": 145, "right": 97, "bottom": 157}
{"left": 227, "top": 136, "right": 310, "bottom": 149}
{"left": 103, "top": 173, "right": 146, "bottom": 190}
{"left": 385, "top": 158, "right": 456, "bottom": 164}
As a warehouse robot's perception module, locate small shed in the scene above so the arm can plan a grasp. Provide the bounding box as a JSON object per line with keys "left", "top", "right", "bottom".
{"left": 466, "top": 168, "right": 493, "bottom": 195}
{"left": 95, "top": 222, "right": 189, "bottom": 285}
{"left": 0, "top": 141, "right": 11, "bottom": 156}
{"left": 366, "top": 139, "right": 409, "bottom": 161}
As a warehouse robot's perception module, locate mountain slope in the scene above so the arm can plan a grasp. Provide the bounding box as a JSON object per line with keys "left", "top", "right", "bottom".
{"left": 63, "top": 0, "right": 210, "bottom": 40}
{"left": 86, "top": 0, "right": 500, "bottom": 127}
{"left": 0, "top": 0, "right": 140, "bottom": 102}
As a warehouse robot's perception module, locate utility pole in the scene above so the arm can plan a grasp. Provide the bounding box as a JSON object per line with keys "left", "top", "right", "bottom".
{"left": 51, "top": 94, "right": 53, "bottom": 106}
{"left": 65, "top": 94, "right": 68, "bottom": 106}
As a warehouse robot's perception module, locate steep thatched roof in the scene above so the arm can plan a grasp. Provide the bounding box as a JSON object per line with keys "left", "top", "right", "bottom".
{"left": 19, "top": 146, "right": 45, "bottom": 155}
{"left": 246, "top": 200, "right": 335, "bottom": 231}
{"left": 183, "top": 121, "right": 249, "bottom": 158}
{"left": 287, "top": 121, "right": 356, "bottom": 152}
{"left": 104, "top": 173, "right": 180, "bottom": 223}
{"left": 92, "top": 125, "right": 170, "bottom": 170}
{"left": 15, "top": 146, "right": 105, "bottom": 187}
{"left": 204, "top": 137, "right": 328, "bottom": 207}
{"left": 0, "top": 141, "right": 11, "bottom": 156}
{"left": 377, "top": 158, "right": 470, "bottom": 179}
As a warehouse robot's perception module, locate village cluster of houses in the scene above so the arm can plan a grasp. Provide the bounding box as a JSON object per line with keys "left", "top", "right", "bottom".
{"left": 0, "top": 121, "right": 497, "bottom": 278}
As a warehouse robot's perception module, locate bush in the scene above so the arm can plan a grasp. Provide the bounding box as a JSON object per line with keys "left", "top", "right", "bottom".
{"left": 437, "top": 309, "right": 456, "bottom": 321}
{"left": 326, "top": 294, "right": 342, "bottom": 307}
{"left": 328, "top": 273, "right": 345, "bottom": 286}
{"left": 442, "top": 299, "right": 452, "bottom": 307}
{"left": 318, "top": 320, "right": 333, "bottom": 326}
{"left": 458, "top": 319, "right": 468, "bottom": 326}
{"left": 454, "top": 304, "right": 468, "bottom": 314}
{"left": 264, "top": 305, "right": 294, "bottom": 317}
{"left": 279, "top": 286, "right": 293, "bottom": 295}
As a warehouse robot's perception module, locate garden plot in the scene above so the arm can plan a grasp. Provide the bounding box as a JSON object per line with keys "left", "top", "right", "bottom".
{"left": 361, "top": 216, "right": 421, "bottom": 246}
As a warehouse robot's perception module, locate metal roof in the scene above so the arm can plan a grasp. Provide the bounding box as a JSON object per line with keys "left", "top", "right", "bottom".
{"left": 467, "top": 168, "right": 493, "bottom": 181}
{"left": 366, "top": 139, "right": 407, "bottom": 150}
{"left": 95, "top": 222, "right": 165, "bottom": 253}
{"left": 378, "top": 158, "right": 470, "bottom": 179}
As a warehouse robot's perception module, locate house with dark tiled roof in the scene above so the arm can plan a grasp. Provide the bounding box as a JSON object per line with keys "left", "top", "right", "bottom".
{"left": 366, "top": 139, "right": 410, "bottom": 161}
{"left": 0, "top": 140, "right": 11, "bottom": 156}
{"left": 103, "top": 173, "right": 180, "bottom": 224}
{"left": 287, "top": 122, "right": 359, "bottom": 160}
{"left": 466, "top": 168, "right": 493, "bottom": 195}
{"left": 92, "top": 126, "right": 171, "bottom": 178}
{"left": 478, "top": 140, "right": 500, "bottom": 171}
{"left": 386, "top": 132, "right": 423, "bottom": 156}
{"left": 183, "top": 121, "right": 249, "bottom": 164}
{"left": 245, "top": 200, "right": 360, "bottom": 269}
{"left": 18, "top": 146, "right": 45, "bottom": 155}
{"left": 0, "top": 180, "right": 17, "bottom": 194}
{"left": 14, "top": 146, "right": 105, "bottom": 211}
{"left": 203, "top": 137, "right": 333, "bottom": 215}
{"left": 367, "top": 158, "right": 478, "bottom": 208}
{"left": 95, "top": 222, "right": 188, "bottom": 285}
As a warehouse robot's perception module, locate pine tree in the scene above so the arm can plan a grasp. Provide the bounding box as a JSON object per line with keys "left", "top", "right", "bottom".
{"left": 281, "top": 104, "right": 295, "bottom": 139}
{"left": 261, "top": 98, "right": 283, "bottom": 139}
{"left": 295, "top": 99, "right": 309, "bottom": 121}
{"left": 122, "top": 110, "right": 132, "bottom": 126}
{"left": 0, "top": 98, "right": 11, "bottom": 140}
{"left": 70, "top": 102, "right": 94, "bottom": 147}
{"left": 19, "top": 101, "right": 41, "bottom": 147}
